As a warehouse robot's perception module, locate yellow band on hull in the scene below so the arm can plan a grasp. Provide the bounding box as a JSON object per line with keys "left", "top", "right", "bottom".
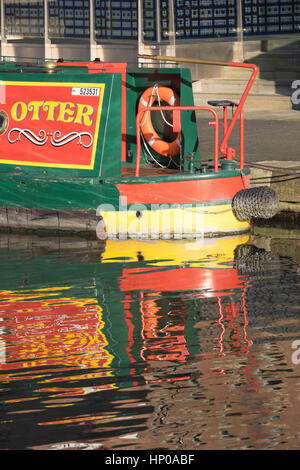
{"left": 97, "top": 203, "right": 250, "bottom": 238}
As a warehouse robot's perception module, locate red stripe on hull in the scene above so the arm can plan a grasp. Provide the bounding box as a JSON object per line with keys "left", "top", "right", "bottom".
{"left": 116, "top": 175, "right": 249, "bottom": 205}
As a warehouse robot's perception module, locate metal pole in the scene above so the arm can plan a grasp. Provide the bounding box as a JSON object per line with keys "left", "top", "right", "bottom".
{"left": 138, "top": 0, "right": 145, "bottom": 65}
{"left": 1, "top": 0, "right": 8, "bottom": 59}
{"left": 44, "top": 0, "right": 51, "bottom": 59}
{"left": 156, "top": 0, "right": 161, "bottom": 44}
{"left": 155, "top": 0, "right": 161, "bottom": 61}
{"left": 236, "top": 0, "right": 244, "bottom": 62}
{"left": 168, "top": 0, "right": 175, "bottom": 58}
{"left": 89, "top": 0, "right": 97, "bottom": 60}
{"left": 137, "top": 54, "right": 229, "bottom": 66}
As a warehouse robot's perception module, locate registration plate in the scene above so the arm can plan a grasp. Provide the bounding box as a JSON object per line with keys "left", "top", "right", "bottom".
{"left": 72, "top": 87, "right": 100, "bottom": 97}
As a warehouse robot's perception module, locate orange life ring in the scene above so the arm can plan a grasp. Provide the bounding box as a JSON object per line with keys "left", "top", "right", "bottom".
{"left": 138, "top": 85, "right": 180, "bottom": 157}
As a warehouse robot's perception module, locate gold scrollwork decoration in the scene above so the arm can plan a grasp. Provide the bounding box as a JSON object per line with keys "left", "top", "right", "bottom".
{"left": 0, "top": 110, "right": 9, "bottom": 136}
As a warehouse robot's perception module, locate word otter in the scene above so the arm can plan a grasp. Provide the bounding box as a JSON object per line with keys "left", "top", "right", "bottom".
{"left": 10, "top": 100, "right": 94, "bottom": 126}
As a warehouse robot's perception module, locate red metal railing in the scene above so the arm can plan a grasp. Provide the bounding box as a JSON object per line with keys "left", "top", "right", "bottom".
{"left": 220, "top": 63, "right": 258, "bottom": 159}
{"left": 135, "top": 106, "right": 219, "bottom": 177}
{"left": 135, "top": 58, "right": 258, "bottom": 178}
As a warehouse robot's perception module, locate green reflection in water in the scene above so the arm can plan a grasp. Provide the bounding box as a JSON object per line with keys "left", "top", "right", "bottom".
{"left": 0, "top": 233, "right": 299, "bottom": 450}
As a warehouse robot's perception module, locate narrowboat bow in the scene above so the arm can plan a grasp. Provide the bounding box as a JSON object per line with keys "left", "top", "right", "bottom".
{"left": 0, "top": 56, "right": 279, "bottom": 238}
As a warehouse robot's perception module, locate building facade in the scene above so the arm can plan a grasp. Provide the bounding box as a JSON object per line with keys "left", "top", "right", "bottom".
{"left": 0, "top": 1, "right": 299, "bottom": 78}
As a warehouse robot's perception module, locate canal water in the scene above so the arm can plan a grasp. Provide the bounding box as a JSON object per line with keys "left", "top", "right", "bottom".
{"left": 0, "top": 230, "right": 299, "bottom": 451}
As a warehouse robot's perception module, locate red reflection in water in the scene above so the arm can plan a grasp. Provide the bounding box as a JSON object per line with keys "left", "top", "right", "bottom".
{"left": 120, "top": 266, "right": 242, "bottom": 294}
{"left": 119, "top": 262, "right": 260, "bottom": 393}
{"left": 0, "top": 290, "right": 114, "bottom": 394}
{"left": 139, "top": 291, "right": 189, "bottom": 363}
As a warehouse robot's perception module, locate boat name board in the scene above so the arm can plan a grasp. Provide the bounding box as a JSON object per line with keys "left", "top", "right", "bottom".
{"left": 0, "top": 81, "right": 105, "bottom": 170}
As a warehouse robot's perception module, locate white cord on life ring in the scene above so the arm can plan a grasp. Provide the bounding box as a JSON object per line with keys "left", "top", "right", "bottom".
{"left": 138, "top": 85, "right": 180, "bottom": 157}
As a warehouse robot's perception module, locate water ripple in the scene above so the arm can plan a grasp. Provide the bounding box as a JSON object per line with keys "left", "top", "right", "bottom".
{"left": 0, "top": 234, "right": 299, "bottom": 450}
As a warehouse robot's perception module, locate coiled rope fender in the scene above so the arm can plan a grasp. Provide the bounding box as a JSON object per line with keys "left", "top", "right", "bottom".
{"left": 232, "top": 186, "right": 279, "bottom": 221}
{"left": 138, "top": 85, "right": 180, "bottom": 157}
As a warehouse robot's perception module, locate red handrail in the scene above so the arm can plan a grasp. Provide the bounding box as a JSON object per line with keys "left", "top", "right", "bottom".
{"left": 135, "top": 106, "right": 219, "bottom": 177}
{"left": 136, "top": 56, "right": 258, "bottom": 169}
{"left": 220, "top": 63, "right": 258, "bottom": 158}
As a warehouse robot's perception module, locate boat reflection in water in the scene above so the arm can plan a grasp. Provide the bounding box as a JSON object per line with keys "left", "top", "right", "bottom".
{"left": 101, "top": 236, "right": 253, "bottom": 366}
{"left": 0, "top": 233, "right": 290, "bottom": 450}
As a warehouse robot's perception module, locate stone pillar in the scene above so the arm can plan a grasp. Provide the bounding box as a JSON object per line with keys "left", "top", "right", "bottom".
{"left": 138, "top": 0, "right": 146, "bottom": 64}
{"left": 234, "top": 0, "right": 244, "bottom": 62}
{"left": 44, "top": 0, "right": 52, "bottom": 59}
{"left": 0, "top": 0, "right": 8, "bottom": 58}
{"left": 168, "top": 0, "right": 176, "bottom": 58}
{"left": 89, "top": 0, "right": 98, "bottom": 60}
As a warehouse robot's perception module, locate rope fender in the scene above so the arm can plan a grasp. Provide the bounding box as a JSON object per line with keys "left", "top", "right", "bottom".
{"left": 232, "top": 186, "right": 280, "bottom": 221}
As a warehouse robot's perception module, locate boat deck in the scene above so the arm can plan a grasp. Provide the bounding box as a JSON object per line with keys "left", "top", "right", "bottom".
{"left": 121, "top": 165, "right": 180, "bottom": 178}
